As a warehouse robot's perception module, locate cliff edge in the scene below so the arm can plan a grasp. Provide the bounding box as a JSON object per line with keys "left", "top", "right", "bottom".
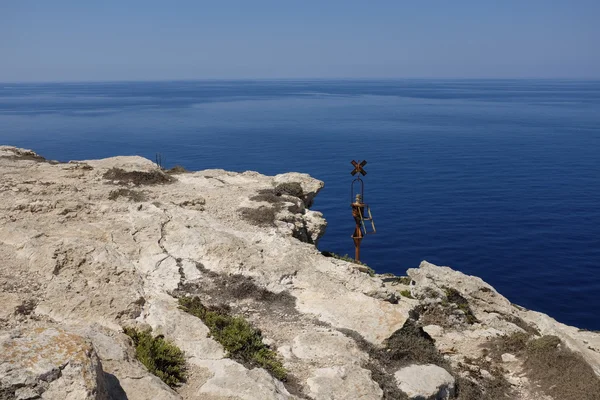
{"left": 1, "top": 146, "right": 599, "bottom": 400}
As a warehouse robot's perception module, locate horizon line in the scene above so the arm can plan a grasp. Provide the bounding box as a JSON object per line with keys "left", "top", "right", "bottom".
{"left": 2, "top": 76, "right": 600, "bottom": 84}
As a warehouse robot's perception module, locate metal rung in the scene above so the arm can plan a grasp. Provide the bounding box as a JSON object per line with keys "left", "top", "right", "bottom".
{"left": 358, "top": 207, "right": 376, "bottom": 235}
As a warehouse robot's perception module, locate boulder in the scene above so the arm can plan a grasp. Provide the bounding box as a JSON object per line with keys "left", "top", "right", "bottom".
{"left": 0, "top": 327, "right": 108, "bottom": 400}
{"left": 394, "top": 364, "right": 455, "bottom": 400}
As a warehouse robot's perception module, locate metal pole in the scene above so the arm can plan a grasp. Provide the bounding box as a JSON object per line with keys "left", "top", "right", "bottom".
{"left": 352, "top": 195, "right": 364, "bottom": 262}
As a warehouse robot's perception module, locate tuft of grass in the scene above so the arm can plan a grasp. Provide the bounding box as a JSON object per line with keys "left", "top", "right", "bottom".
{"left": 399, "top": 290, "right": 414, "bottom": 299}
{"left": 178, "top": 296, "right": 287, "bottom": 380}
{"left": 123, "top": 328, "right": 186, "bottom": 387}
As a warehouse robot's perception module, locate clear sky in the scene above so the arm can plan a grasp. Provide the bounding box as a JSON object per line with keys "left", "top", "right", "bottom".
{"left": 1, "top": 0, "right": 598, "bottom": 81}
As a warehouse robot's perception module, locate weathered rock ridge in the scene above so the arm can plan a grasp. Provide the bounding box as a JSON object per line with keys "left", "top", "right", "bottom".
{"left": 1, "top": 146, "right": 599, "bottom": 400}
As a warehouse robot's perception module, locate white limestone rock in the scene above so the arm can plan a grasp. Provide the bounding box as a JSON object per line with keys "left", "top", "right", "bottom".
{"left": 394, "top": 364, "right": 455, "bottom": 400}
{"left": 0, "top": 327, "right": 108, "bottom": 400}
{"left": 307, "top": 365, "right": 383, "bottom": 400}
{"left": 501, "top": 353, "right": 518, "bottom": 363}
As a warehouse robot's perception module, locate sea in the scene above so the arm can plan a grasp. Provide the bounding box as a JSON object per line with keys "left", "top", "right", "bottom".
{"left": 1, "top": 79, "right": 599, "bottom": 330}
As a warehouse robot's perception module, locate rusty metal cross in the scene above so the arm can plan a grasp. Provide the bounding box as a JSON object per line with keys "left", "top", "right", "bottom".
{"left": 350, "top": 160, "right": 367, "bottom": 176}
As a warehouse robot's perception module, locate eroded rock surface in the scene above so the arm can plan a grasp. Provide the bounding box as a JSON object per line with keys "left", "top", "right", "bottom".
{"left": 0, "top": 327, "right": 107, "bottom": 400}
{"left": 1, "top": 146, "right": 599, "bottom": 400}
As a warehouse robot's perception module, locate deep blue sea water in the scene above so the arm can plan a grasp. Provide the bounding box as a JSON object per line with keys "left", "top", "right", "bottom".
{"left": 1, "top": 80, "right": 599, "bottom": 330}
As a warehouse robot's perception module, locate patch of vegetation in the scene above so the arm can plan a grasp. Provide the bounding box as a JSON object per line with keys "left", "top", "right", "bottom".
{"left": 103, "top": 167, "right": 175, "bottom": 186}
{"left": 250, "top": 188, "right": 304, "bottom": 214}
{"left": 108, "top": 188, "right": 147, "bottom": 202}
{"left": 166, "top": 165, "right": 188, "bottom": 174}
{"left": 383, "top": 320, "right": 447, "bottom": 366}
{"left": 239, "top": 183, "right": 307, "bottom": 229}
{"left": 123, "top": 328, "right": 186, "bottom": 387}
{"left": 14, "top": 299, "right": 37, "bottom": 316}
{"left": 399, "top": 290, "right": 414, "bottom": 299}
{"left": 504, "top": 315, "right": 540, "bottom": 336}
{"left": 485, "top": 332, "right": 600, "bottom": 400}
{"left": 414, "top": 287, "right": 477, "bottom": 327}
{"left": 178, "top": 266, "right": 297, "bottom": 309}
{"left": 455, "top": 370, "right": 512, "bottom": 400}
{"left": 393, "top": 276, "right": 412, "bottom": 286}
{"left": 492, "top": 331, "right": 531, "bottom": 354}
{"left": 521, "top": 334, "right": 600, "bottom": 400}
{"left": 274, "top": 182, "right": 304, "bottom": 198}
{"left": 239, "top": 206, "right": 278, "bottom": 227}
{"left": 443, "top": 287, "right": 478, "bottom": 324}
{"left": 250, "top": 190, "right": 284, "bottom": 204}
{"left": 5, "top": 149, "right": 51, "bottom": 163}
{"left": 339, "top": 319, "right": 449, "bottom": 400}
{"left": 178, "top": 296, "right": 287, "bottom": 381}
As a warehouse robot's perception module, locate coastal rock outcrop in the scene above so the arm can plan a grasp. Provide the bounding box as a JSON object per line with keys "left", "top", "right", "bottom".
{"left": 1, "top": 146, "right": 599, "bottom": 400}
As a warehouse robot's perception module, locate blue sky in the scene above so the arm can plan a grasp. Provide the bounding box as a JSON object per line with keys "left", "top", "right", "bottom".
{"left": 1, "top": 0, "right": 598, "bottom": 81}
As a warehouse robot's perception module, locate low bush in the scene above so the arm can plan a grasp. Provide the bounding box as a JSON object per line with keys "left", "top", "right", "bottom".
{"left": 123, "top": 328, "right": 186, "bottom": 387}
{"left": 399, "top": 290, "right": 414, "bottom": 299}
{"left": 274, "top": 182, "right": 304, "bottom": 198}
{"left": 443, "top": 287, "right": 478, "bottom": 324}
{"left": 103, "top": 167, "right": 175, "bottom": 186}
{"left": 178, "top": 296, "right": 287, "bottom": 380}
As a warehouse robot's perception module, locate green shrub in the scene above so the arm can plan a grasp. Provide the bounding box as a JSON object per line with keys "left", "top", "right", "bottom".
{"left": 178, "top": 296, "right": 287, "bottom": 380}
{"left": 399, "top": 290, "right": 414, "bottom": 299}
{"left": 124, "top": 328, "right": 187, "bottom": 387}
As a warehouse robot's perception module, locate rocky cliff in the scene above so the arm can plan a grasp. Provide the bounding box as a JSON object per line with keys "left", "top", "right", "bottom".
{"left": 1, "top": 146, "right": 599, "bottom": 400}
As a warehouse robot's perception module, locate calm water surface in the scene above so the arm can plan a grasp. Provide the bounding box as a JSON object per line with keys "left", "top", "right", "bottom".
{"left": 1, "top": 80, "right": 599, "bottom": 329}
